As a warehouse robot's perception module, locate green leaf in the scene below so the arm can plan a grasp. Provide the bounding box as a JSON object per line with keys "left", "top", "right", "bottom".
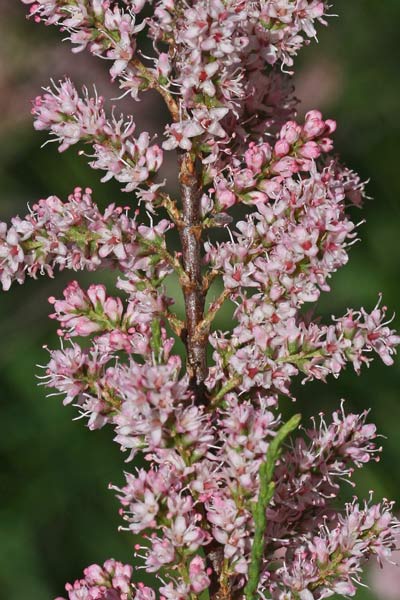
{"left": 244, "top": 414, "right": 301, "bottom": 600}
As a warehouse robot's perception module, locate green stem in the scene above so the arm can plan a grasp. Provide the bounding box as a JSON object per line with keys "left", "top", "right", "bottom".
{"left": 150, "top": 318, "right": 163, "bottom": 363}
{"left": 276, "top": 350, "right": 323, "bottom": 364}
{"left": 210, "top": 376, "right": 241, "bottom": 406}
{"left": 244, "top": 414, "right": 302, "bottom": 600}
{"left": 138, "top": 235, "right": 188, "bottom": 283}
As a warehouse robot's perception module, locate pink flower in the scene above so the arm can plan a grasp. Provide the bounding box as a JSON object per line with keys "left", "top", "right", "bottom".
{"left": 33, "top": 80, "right": 164, "bottom": 200}
{"left": 57, "top": 559, "right": 135, "bottom": 600}
{"left": 188, "top": 556, "right": 211, "bottom": 593}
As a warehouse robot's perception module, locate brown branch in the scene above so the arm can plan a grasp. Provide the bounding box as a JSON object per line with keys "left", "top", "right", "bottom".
{"left": 193, "top": 288, "right": 232, "bottom": 343}
{"left": 177, "top": 152, "right": 208, "bottom": 403}
{"left": 203, "top": 268, "right": 221, "bottom": 294}
{"left": 158, "top": 192, "right": 183, "bottom": 227}
{"left": 176, "top": 153, "right": 231, "bottom": 598}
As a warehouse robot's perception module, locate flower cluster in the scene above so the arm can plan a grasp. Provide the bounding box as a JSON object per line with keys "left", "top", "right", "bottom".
{"left": 41, "top": 273, "right": 395, "bottom": 592}
{"left": 56, "top": 559, "right": 148, "bottom": 600}
{"left": 153, "top": 0, "right": 330, "bottom": 158}
{"left": 264, "top": 500, "right": 399, "bottom": 600}
{"left": 0, "top": 188, "right": 173, "bottom": 291}
{"left": 33, "top": 79, "right": 164, "bottom": 201}
{"left": 43, "top": 279, "right": 179, "bottom": 432}
{"left": 48, "top": 279, "right": 173, "bottom": 344}
{"left": 110, "top": 401, "right": 396, "bottom": 591}
{"left": 23, "top": 0, "right": 330, "bottom": 160}
{"left": 207, "top": 295, "right": 400, "bottom": 397}
{"left": 23, "top": 0, "right": 145, "bottom": 80}
{"left": 206, "top": 178, "right": 354, "bottom": 300}
{"left": 5, "top": 2, "right": 400, "bottom": 600}
{"left": 115, "top": 466, "right": 213, "bottom": 596}
{"left": 270, "top": 406, "right": 380, "bottom": 535}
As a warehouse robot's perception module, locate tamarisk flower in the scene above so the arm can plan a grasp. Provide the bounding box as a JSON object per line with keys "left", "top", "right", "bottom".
{"left": 24, "top": 1, "right": 331, "bottom": 160}
{"left": 55, "top": 559, "right": 146, "bottom": 600}
{"left": 204, "top": 144, "right": 362, "bottom": 310}
{"left": 369, "top": 529, "right": 400, "bottom": 600}
{"left": 208, "top": 110, "right": 337, "bottom": 211}
{"left": 49, "top": 280, "right": 124, "bottom": 337}
{"left": 205, "top": 173, "right": 354, "bottom": 302}
{"left": 268, "top": 406, "right": 381, "bottom": 537}
{"left": 42, "top": 338, "right": 182, "bottom": 434}
{"left": 256, "top": 0, "right": 328, "bottom": 68}
{"left": 207, "top": 295, "right": 399, "bottom": 396}
{"left": 33, "top": 79, "right": 164, "bottom": 200}
{"left": 43, "top": 326, "right": 214, "bottom": 460}
{"left": 0, "top": 188, "right": 174, "bottom": 291}
{"left": 263, "top": 499, "right": 400, "bottom": 599}
{"left": 113, "top": 466, "right": 212, "bottom": 595}
{"left": 151, "top": 0, "right": 330, "bottom": 156}
{"left": 194, "top": 402, "right": 384, "bottom": 578}
{"left": 22, "top": 0, "right": 331, "bottom": 157}
{"left": 111, "top": 356, "right": 193, "bottom": 458}
{"left": 48, "top": 280, "right": 174, "bottom": 352}
{"left": 23, "top": 0, "right": 145, "bottom": 79}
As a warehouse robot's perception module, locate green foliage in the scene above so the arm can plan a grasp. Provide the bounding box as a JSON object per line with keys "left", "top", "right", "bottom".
{"left": 244, "top": 415, "right": 301, "bottom": 600}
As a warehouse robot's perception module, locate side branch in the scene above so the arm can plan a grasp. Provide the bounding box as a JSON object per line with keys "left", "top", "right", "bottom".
{"left": 131, "top": 58, "right": 180, "bottom": 121}
{"left": 210, "top": 377, "right": 241, "bottom": 407}
{"left": 194, "top": 288, "right": 232, "bottom": 343}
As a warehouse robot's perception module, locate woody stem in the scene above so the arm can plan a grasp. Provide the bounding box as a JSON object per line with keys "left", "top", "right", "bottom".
{"left": 178, "top": 151, "right": 207, "bottom": 404}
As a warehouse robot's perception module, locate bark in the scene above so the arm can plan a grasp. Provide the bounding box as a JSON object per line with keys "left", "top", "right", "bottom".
{"left": 178, "top": 151, "right": 227, "bottom": 597}
{"left": 178, "top": 151, "right": 207, "bottom": 404}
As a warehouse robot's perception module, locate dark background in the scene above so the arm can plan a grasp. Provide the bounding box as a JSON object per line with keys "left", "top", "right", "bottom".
{"left": 0, "top": 2, "right": 399, "bottom": 598}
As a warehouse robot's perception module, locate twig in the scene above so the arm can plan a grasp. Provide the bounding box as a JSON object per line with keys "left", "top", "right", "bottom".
{"left": 131, "top": 57, "right": 180, "bottom": 121}
{"left": 158, "top": 192, "right": 183, "bottom": 227}
{"left": 210, "top": 376, "right": 241, "bottom": 406}
{"left": 193, "top": 288, "right": 232, "bottom": 343}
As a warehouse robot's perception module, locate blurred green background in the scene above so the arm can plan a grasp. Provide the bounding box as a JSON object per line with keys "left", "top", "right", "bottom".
{"left": 0, "top": 1, "right": 399, "bottom": 598}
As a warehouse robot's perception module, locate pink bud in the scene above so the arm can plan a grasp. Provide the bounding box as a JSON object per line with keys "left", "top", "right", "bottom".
{"left": 272, "top": 156, "right": 299, "bottom": 177}
{"left": 274, "top": 139, "right": 291, "bottom": 158}
{"left": 257, "top": 179, "right": 282, "bottom": 198}
{"left": 299, "top": 141, "right": 321, "bottom": 159}
{"left": 104, "top": 297, "right": 123, "bottom": 323}
{"left": 280, "top": 121, "right": 301, "bottom": 144}
{"left": 189, "top": 556, "right": 210, "bottom": 593}
{"left": 217, "top": 188, "right": 237, "bottom": 209}
{"left": 87, "top": 284, "right": 107, "bottom": 308}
